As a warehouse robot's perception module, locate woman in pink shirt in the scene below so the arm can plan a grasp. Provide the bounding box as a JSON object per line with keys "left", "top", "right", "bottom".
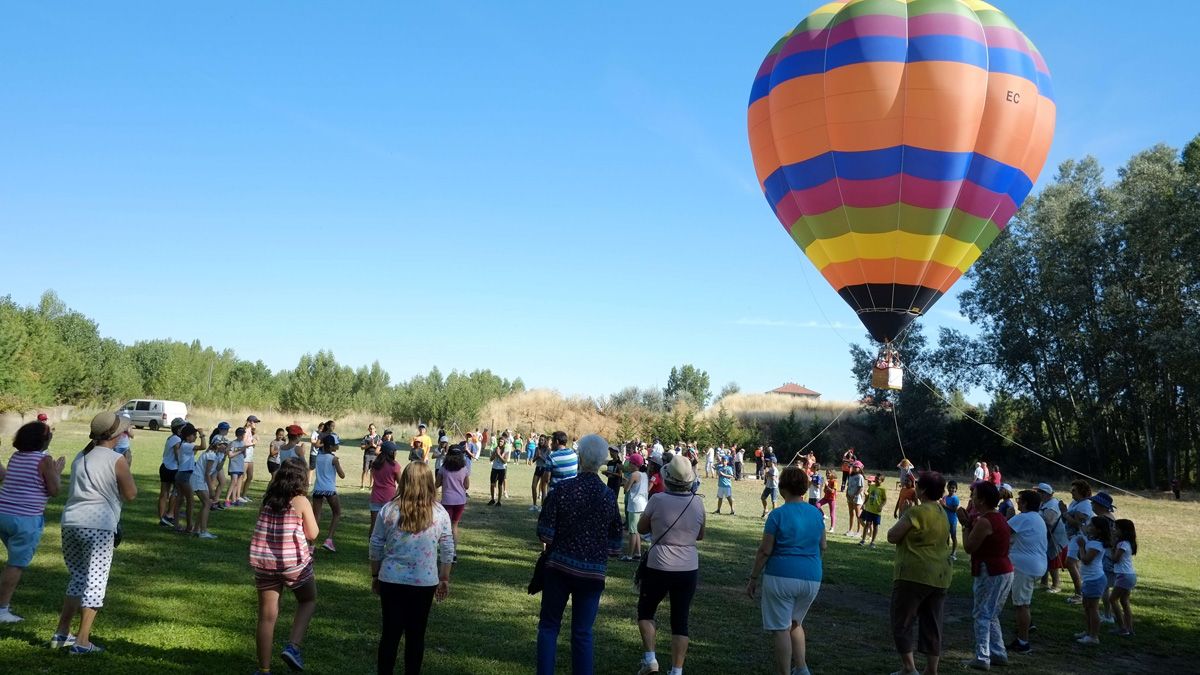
{"left": 369, "top": 442, "right": 403, "bottom": 537}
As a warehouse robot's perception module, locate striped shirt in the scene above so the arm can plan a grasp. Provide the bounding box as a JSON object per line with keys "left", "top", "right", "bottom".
{"left": 0, "top": 451, "right": 50, "bottom": 517}
{"left": 249, "top": 504, "right": 312, "bottom": 573}
{"left": 548, "top": 447, "right": 578, "bottom": 488}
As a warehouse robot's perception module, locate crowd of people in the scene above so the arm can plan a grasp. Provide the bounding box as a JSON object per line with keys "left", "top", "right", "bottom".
{"left": 0, "top": 415, "right": 1146, "bottom": 674}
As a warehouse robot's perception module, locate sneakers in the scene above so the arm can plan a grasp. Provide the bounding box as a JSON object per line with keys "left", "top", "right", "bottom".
{"left": 528, "top": 504, "right": 539, "bottom": 512}
{"left": 949, "top": 553, "right": 958, "bottom": 562}
{"left": 1045, "top": 586, "right": 1062, "bottom": 594}
{"left": 1066, "top": 594, "right": 1083, "bottom": 605}
{"left": 197, "top": 531, "right": 218, "bottom": 540}
{"left": 159, "top": 516, "right": 174, "bottom": 527}
{"left": 1076, "top": 635, "right": 1100, "bottom": 645}
{"left": 49, "top": 633, "right": 77, "bottom": 649}
{"left": 68, "top": 642, "right": 105, "bottom": 655}
{"left": 868, "top": 543, "right": 877, "bottom": 549}
{"left": 858, "top": 540, "right": 866, "bottom": 547}
{"left": 322, "top": 538, "right": 336, "bottom": 553}
{"left": 962, "top": 658, "right": 991, "bottom": 671}
{"left": 1100, "top": 613, "right": 1116, "bottom": 624}
{"left": 1007, "top": 639, "right": 1032, "bottom": 655}
{"left": 637, "top": 658, "right": 660, "bottom": 674}
{"left": 281, "top": 643, "right": 305, "bottom": 671}
{"left": 237, "top": 497, "right": 251, "bottom": 505}
{"left": 487, "top": 499, "right": 496, "bottom": 506}
{"left": 0, "top": 607, "right": 23, "bottom": 623}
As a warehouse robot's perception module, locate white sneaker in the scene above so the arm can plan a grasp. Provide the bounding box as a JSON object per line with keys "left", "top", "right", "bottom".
{"left": 0, "top": 608, "right": 23, "bottom": 623}
{"left": 1100, "top": 613, "right": 1116, "bottom": 624}
{"left": 1076, "top": 635, "right": 1100, "bottom": 645}
{"left": 528, "top": 504, "right": 539, "bottom": 512}
{"left": 637, "top": 658, "right": 660, "bottom": 674}
{"left": 49, "top": 633, "right": 77, "bottom": 648}
{"left": 197, "top": 531, "right": 218, "bottom": 540}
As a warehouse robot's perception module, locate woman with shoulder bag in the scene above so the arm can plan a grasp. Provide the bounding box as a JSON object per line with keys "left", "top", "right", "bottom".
{"left": 51, "top": 412, "right": 138, "bottom": 654}
{"left": 634, "top": 455, "right": 705, "bottom": 675}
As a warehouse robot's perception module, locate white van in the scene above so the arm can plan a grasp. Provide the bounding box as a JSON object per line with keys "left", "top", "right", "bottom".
{"left": 119, "top": 399, "right": 189, "bottom": 431}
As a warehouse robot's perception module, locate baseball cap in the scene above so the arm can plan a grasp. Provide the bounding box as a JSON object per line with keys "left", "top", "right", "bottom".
{"left": 439, "top": 435, "right": 449, "bottom": 444}
{"left": 380, "top": 440, "right": 399, "bottom": 455}
{"left": 285, "top": 424, "right": 305, "bottom": 436}
{"left": 1001, "top": 483, "right": 1013, "bottom": 492}
{"left": 418, "top": 423, "right": 427, "bottom": 429}
{"left": 170, "top": 417, "right": 186, "bottom": 432}
{"left": 247, "top": 415, "right": 261, "bottom": 423}
{"left": 1035, "top": 483, "right": 1054, "bottom": 495}
{"left": 90, "top": 412, "right": 132, "bottom": 441}
{"left": 217, "top": 421, "right": 231, "bottom": 430}
{"left": 36, "top": 412, "right": 49, "bottom": 422}
{"left": 628, "top": 453, "right": 645, "bottom": 467}
{"left": 852, "top": 460, "right": 864, "bottom": 468}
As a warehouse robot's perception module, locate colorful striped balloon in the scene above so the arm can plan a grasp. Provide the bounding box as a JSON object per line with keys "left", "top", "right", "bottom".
{"left": 748, "top": 0, "right": 1055, "bottom": 343}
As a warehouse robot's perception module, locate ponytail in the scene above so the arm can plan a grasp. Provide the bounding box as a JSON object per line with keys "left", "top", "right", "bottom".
{"left": 82, "top": 440, "right": 97, "bottom": 455}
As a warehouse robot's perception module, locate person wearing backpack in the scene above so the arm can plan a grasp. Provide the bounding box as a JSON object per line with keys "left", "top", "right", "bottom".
{"left": 1035, "top": 484, "right": 1069, "bottom": 593}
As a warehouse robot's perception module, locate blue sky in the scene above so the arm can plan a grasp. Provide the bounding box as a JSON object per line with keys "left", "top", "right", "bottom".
{"left": 2, "top": 2, "right": 1196, "bottom": 403}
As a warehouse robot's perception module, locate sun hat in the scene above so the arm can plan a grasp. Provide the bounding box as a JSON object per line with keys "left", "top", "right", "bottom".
{"left": 285, "top": 424, "right": 305, "bottom": 436}
{"left": 1035, "top": 483, "right": 1054, "bottom": 495}
{"left": 1089, "top": 492, "right": 1116, "bottom": 512}
{"left": 662, "top": 454, "right": 696, "bottom": 490}
{"left": 89, "top": 411, "right": 132, "bottom": 441}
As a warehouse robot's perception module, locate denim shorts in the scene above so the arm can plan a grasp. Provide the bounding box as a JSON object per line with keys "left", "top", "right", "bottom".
{"left": 1082, "top": 575, "right": 1106, "bottom": 599}
{"left": 0, "top": 513, "right": 46, "bottom": 568}
{"left": 1115, "top": 573, "right": 1137, "bottom": 591}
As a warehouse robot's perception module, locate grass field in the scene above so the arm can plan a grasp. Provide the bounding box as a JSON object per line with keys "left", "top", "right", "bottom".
{"left": 1, "top": 419, "right": 1199, "bottom": 674}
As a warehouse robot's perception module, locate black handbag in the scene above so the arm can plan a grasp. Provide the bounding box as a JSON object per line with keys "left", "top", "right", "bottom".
{"left": 528, "top": 551, "right": 548, "bottom": 595}
{"left": 634, "top": 493, "right": 696, "bottom": 590}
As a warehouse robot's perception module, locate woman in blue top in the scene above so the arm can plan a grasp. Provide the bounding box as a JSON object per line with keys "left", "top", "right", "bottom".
{"left": 746, "top": 466, "right": 826, "bottom": 675}
{"left": 312, "top": 435, "right": 345, "bottom": 553}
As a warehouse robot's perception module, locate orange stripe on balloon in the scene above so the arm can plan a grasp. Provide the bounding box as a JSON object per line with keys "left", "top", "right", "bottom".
{"left": 748, "top": 102, "right": 783, "bottom": 184}
{"left": 1018, "top": 96, "right": 1056, "bottom": 181}
{"left": 902, "top": 62, "right": 987, "bottom": 154}
{"left": 819, "top": 258, "right": 963, "bottom": 292}
{"left": 973, "top": 73, "right": 1040, "bottom": 168}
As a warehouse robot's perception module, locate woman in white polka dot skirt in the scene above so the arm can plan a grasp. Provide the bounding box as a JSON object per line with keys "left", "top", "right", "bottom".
{"left": 50, "top": 412, "right": 138, "bottom": 655}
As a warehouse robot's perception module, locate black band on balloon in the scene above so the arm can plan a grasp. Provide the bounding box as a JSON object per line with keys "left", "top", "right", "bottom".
{"left": 835, "top": 285, "right": 945, "bottom": 343}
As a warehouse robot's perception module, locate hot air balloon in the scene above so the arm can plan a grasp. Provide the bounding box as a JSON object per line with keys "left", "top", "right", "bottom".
{"left": 748, "top": 0, "right": 1055, "bottom": 388}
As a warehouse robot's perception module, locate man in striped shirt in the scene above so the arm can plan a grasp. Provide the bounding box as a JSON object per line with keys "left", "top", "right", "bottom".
{"left": 547, "top": 431, "right": 578, "bottom": 489}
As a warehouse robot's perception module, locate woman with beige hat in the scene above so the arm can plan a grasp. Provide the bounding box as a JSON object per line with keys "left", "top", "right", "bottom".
{"left": 51, "top": 412, "right": 138, "bottom": 654}
{"left": 634, "top": 453, "right": 705, "bottom": 675}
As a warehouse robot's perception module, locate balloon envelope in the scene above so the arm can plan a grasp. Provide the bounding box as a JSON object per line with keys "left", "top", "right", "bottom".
{"left": 748, "top": 0, "right": 1055, "bottom": 342}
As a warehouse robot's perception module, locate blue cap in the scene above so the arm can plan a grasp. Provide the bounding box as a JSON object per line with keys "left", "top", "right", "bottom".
{"left": 217, "top": 421, "right": 231, "bottom": 430}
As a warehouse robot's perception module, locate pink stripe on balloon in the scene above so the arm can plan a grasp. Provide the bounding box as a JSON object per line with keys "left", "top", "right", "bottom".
{"left": 771, "top": 176, "right": 1019, "bottom": 224}
{"left": 779, "top": 29, "right": 828, "bottom": 59}
{"left": 907, "top": 13, "right": 985, "bottom": 40}
{"left": 756, "top": 53, "right": 779, "bottom": 79}
{"left": 826, "top": 15, "right": 907, "bottom": 46}
{"left": 982, "top": 26, "right": 1032, "bottom": 55}
{"left": 1030, "top": 50, "right": 1050, "bottom": 76}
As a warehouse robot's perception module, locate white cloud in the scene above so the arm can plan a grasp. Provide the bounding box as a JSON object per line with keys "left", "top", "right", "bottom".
{"left": 934, "top": 309, "right": 971, "bottom": 324}
{"left": 734, "top": 317, "right": 850, "bottom": 330}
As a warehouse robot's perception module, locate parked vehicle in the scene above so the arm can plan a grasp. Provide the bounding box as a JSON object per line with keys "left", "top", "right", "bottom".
{"left": 118, "top": 399, "right": 188, "bottom": 431}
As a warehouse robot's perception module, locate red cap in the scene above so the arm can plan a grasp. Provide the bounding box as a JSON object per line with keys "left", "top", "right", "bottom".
{"left": 285, "top": 424, "right": 305, "bottom": 436}
{"left": 36, "top": 413, "right": 49, "bottom": 422}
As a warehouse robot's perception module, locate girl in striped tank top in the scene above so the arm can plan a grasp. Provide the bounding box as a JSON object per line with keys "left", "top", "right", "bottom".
{"left": 249, "top": 459, "right": 318, "bottom": 674}
{"left": 0, "top": 422, "right": 65, "bottom": 624}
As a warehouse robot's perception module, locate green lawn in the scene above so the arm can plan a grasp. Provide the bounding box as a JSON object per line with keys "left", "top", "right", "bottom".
{"left": 2, "top": 421, "right": 1199, "bottom": 674}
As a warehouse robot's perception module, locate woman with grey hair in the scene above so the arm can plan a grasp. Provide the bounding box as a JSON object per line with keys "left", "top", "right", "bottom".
{"left": 635, "top": 454, "right": 705, "bottom": 675}
{"left": 536, "top": 434, "right": 624, "bottom": 675}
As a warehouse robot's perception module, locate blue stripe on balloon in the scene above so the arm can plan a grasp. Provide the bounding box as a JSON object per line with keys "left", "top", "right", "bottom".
{"left": 761, "top": 146, "right": 1031, "bottom": 210}
{"left": 748, "top": 35, "right": 1053, "bottom": 106}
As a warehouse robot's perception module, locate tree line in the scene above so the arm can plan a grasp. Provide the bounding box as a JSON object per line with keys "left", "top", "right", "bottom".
{"left": 847, "top": 136, "right": 1200, "bottom": 490}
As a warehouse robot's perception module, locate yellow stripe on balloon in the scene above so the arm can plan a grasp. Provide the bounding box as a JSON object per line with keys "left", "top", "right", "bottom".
{"left": 803, "top": 231, "right": 981, "bottom": 273}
